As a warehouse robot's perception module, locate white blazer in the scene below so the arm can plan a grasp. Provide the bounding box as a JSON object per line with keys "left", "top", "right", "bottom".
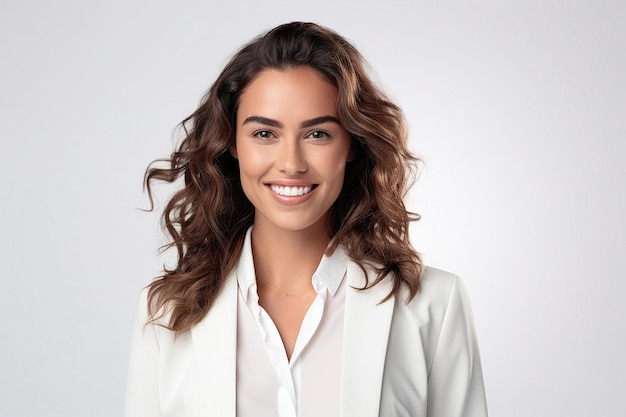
{"left": 125, "top": 264, "right": 488, "bottom": 417}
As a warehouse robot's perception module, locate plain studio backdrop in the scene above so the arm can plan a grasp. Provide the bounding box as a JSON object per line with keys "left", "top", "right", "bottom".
{"left": 1, "top": 0, "right": 624, "bottom": 416}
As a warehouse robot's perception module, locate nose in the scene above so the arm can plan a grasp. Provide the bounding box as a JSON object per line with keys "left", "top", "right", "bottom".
{"left": 276, "top": 139, "right": 308, "bottom": 175}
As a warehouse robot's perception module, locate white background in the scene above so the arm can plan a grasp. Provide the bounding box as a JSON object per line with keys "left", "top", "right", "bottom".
{"left": 1, "top": 0, "right": 624, "bottom": 416}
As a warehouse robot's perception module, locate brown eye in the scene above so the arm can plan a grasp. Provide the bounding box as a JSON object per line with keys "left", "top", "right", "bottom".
{"left": 253, "top": 130, "right": 275, "bottom": 140}
{"left": 307, "top": 130, "right": 330, "bottom": 141}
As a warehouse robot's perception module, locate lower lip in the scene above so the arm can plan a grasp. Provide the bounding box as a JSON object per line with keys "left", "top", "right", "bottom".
{"left": 266, "top": 185, "right": 317, "bottom": 205}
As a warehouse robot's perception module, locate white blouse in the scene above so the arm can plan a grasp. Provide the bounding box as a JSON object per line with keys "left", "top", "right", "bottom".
{"left": 235, "top": 228, "right": 347, "bottom": 417}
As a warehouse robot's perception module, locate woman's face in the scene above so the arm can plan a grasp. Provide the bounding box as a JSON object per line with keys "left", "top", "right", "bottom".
{"left": 233, "top": 66, "right": 352, "bottom": 234}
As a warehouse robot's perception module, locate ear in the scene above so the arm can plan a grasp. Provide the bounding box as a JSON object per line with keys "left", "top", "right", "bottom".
{"left": 229, "top": 144, "right": 238, "bottom": 159}
{"left": 347, "top": 147, "right": 356, "bottom": 162}
{"left": 347, "top": 140, "right": 358, "bottom": 162}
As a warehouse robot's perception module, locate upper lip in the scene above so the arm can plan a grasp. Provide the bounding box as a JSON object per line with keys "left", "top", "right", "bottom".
{"left": 264, "top": 181, "right": 317, "bottom": 187}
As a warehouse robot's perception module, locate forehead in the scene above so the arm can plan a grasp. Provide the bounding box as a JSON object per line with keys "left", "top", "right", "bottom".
{"left": 237, "top": 67, "right": 339, "bottom": 123}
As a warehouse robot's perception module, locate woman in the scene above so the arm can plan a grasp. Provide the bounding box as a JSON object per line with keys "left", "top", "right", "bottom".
{"left": 126, "top": 22, "right": 487, "bottom": 417}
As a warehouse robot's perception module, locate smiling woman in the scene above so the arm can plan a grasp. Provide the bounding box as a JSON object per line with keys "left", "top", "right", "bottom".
{"left": 126, "top": 22, "right": 488, "bottom": 417}
{"left": 233, "top": 67, "right": 353, "bottom": 237}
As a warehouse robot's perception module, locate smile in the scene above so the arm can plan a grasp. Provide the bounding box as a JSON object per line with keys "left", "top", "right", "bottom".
{"left": 268, "top": 184, "right": 315, "bottom": 196}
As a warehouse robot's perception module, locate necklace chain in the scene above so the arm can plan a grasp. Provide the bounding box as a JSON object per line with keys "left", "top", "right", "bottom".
{"left": 258, "top": 280, "right": 310, "bottom": 296}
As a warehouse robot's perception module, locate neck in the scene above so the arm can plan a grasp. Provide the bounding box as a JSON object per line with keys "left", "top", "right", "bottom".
{"left": 251, "top": 221, "right": 330, "bottom": 292}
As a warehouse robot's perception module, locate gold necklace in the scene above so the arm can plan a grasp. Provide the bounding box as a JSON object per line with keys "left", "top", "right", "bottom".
{"left": 258, "top": 280, "right": 310, "bottom": 296}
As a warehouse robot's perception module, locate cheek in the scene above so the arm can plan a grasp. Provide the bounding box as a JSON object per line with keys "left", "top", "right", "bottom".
{"left": 237, "top": 146, "right": 270, "bottom": 177}
{"left": 316, "top": 155, "right": 349, "bottom": 188}
{"left": 329, "top": 159, "right": 347, "bottom": 176}
{"left": 321, "top": 145, "right": 351, "bottom": 179}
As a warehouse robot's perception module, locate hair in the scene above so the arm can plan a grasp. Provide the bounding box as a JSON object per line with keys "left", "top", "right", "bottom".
{"left": 144, "top": 22, "right": 423, "bottom": 334}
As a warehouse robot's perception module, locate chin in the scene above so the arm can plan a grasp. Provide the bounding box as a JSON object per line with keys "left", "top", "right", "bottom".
{"left": 270, "top": 220, "right": 320, "bottom": 233}
{"left": 258, "top": 212, "right": 329, "bottom": 234}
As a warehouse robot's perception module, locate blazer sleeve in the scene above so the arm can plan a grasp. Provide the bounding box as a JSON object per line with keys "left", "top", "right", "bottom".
{"left": 125, "top": 289, "right": 162, "bottom": 417}
{"left": 426, "top": 276, "right": 488, "bottom": 417}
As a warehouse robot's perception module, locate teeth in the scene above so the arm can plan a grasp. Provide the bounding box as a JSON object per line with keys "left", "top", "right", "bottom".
{"left": 270, "top": 185, "right": 313, "bottom": 196}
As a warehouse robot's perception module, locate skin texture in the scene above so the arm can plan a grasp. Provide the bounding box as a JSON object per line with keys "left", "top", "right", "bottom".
{"left": 232, "top": 66, "right": 352, "bottom": 360}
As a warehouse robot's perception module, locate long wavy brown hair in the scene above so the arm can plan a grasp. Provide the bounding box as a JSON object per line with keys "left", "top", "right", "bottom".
{"left": 145, "top": 22, "right": 423, "bottom": 334}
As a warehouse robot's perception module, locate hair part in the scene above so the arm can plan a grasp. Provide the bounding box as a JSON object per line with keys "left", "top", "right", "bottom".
{"left": 144, "top": 22, "right": 422, "bottom": 334}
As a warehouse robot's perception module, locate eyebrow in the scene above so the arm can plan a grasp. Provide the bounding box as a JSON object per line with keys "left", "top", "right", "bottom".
{"left": 242, "top": 115, "right": 341, "bottom": 129}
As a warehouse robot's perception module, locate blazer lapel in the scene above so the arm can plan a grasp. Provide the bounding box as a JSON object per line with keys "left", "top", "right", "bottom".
{"left": 191, "top": 274, "right": 238, "bottom": 417}
{"left": 341, "top": 262, "right": 396, "bottom": 417}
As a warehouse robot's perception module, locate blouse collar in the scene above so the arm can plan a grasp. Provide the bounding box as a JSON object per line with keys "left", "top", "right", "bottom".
{"left": 236, "top": 227, "right": 348, "bottom": 302}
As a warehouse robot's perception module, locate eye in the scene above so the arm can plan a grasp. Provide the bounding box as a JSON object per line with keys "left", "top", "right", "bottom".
{"left": 306, "top": 130, "right": 330, "bottom": 141}
{"left": 253, "top": 130, "right": 275, "bottom": 140}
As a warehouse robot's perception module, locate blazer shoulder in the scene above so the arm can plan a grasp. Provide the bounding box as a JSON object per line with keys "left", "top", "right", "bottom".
{"left": 132, "top": 285, "right": 179, "bottom": 346}
{"left": 391, "top": 265, "right": 462, "bottom": 332}
{"left": 392, "top": 266, "right": 471, "bottom": 367}
{"left": 415, "top": 265, "right": 460, "bottom": 308}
